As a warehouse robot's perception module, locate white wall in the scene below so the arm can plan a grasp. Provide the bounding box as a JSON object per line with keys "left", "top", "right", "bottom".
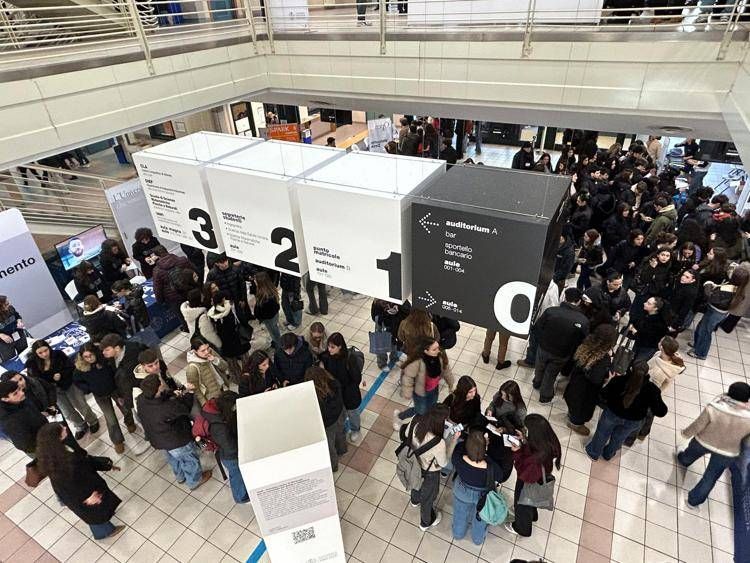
{"left": 0, "top": 37, "right": 747, "bottom": 169}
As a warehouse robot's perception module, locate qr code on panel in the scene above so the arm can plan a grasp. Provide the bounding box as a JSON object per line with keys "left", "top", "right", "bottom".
{"left": 293, "top": 526, "right": 316, "bottom": 544}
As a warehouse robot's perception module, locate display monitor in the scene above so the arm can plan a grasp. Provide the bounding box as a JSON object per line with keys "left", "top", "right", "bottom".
{"left": 55, "top": 225, "right": 107, "bottom": 270}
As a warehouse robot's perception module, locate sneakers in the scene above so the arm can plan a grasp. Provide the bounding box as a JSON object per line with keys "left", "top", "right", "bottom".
{"left": 104, "top": 525, "right": 126, "bottom": 540}
{"left": 481, "top": 352, "right": 490, "bottom": 364}
{"left": 516, "top": 359, "right": 533, "bottom": 368}
{"left": 684, "top": 498, "right": 701, "bottom": 511}
{"left": 357, "top": 20, "right": 372, "bottom": 26}
{"left": 503, "top": 522, "right": 518, "bottom": 535}
{"left": 495, "top": 360, "right": 511, "bottom": 370}
{"left": 285, "top": 323, "right": 297, "bottom": 331}
{"left": 419, "top": 510, "right": 442, "bottom": 532}
{"left": 191, "top": 470, "right": 213, "bottom": 490}
{"left": 74, "top": 428, "right": 87, "bottom": 440}
{"left": 567, "top": 421, "right": 590, "bottom": 436}
{"left": 349, "top": 431, "right": 361, "bottom": 443}
{"left": 687, "top": 350, "right": 705, "bottom": 360}
{"left": 392, "top": 409, "right": 402, "bottom": 431}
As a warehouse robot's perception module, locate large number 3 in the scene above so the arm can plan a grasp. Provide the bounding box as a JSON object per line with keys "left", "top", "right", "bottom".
{"left": 188, "top": 208, "right": 218, "bottom": 249}
{"left": 376, "top": 252, "right": 402, "bottom": 300}
{"left": 271, "top": 227, "right": 300, "bottom": 273}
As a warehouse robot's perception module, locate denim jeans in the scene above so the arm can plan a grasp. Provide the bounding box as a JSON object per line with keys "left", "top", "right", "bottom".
{"left": 692, "top": 306, "right": 728, "bottom": 359}
{"left": 222, "top": 457, "right": 249, "bottom": 503}
{"left": 524, "top": 330, "right": 539, "bottom": 364}
{"left": 57, "top": 385, "right": 98, "bottom": 432}
{"left": 281, "top": 290, "right": 303, "bottom": 328}
{"left": 89, "top": 520, "right": 115, "bottom": 540}
{"left": 262, "top": 314, "right": 282, "bottom": 347}
{"left": 165, "top": 442, "right": 203, "bottom": 488}
{"left": 452, "top": 477, "right": 489, "bottom": 545}
{"left": 93, "top": 394, "right": 124, "bottom": 446}
{"left": 586, "top": 408, "right": 643, "bottom": 460}
{"left": 346, "top": 408, "right": 361, "bottom": 433}
{"left": 678, "top": 438, "right": 736, "bottom": 506}
{"left": 398, "top": 387, "right": 439, "bottom": 420}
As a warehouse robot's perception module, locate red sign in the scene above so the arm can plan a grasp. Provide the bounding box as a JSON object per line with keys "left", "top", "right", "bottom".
{"left": 267, "top": 123, "right": 300, "bottom": 143}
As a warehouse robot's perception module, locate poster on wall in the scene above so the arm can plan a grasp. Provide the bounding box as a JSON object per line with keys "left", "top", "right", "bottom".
{"left": 267, "top": 123, "right": 301, "bottom": 143}
{"left": 206, "top": 141, "right": 343, "bottom": 276}
{"left": 133, "top": 132, "right": 261, "bottom": 254}
{"left": 295, "top": 152, "right": 445, "bottom": 303}
{"left": 410, "top": 166, "right": 568, "bottom": 336}
{"left": 238, "top": 382, "right": 345, "bottom": 563}
{"left": 367, "top": 118, "right": 394, "bottom": 153}
{"left": 0, "top": 208, "right": 74, "bottom": 337}
{"left": 104, "top": 179, "right": 181, "bottom": 258}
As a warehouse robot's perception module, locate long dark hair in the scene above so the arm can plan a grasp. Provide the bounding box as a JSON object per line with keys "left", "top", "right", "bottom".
{"left": 36, "top": 423, "right": 73, "bottom": 481}
{"left": 29, "top": 340, "right": 52, "bottom": 371}
{"left": 327, "top": 332, "right": 348, "bottom": 359}
{"left": 450, "top": 375, "right": 476, "bottom": 410}
{"left": 402, "top": 337, "right": 448, "bottom": 370}
{"left": 74, "top": 260, "right": 97, "bottom": 283}
{"left": 700, "top": 246, "right": 729, "bottom": 278}
{"left": 495, "top": 380, "right": 526, "bottom": 411}
{"left": 100, "top": 238, "right": 126, "bottom": 262}
{"left": 524, "top": 414, "right": 561, "bottom": 470}
{"left": 574, "top": 324, "right": 617, "bottom": 369}
{"left": 729, "top": 267, "right": 750, "bottom": 310}
{"left": 622, "top": 361, "right": 649, "bottom": 408}
{"left": 414, "top": 404, "right": 449, "bottom": 442}
{"left": 305, "top": 366, "right": 334, "bottom": 400}
{"left": 216, "top": 390, "right": 239, "bottom": 439}
{"left": 242, "top": 350, "right": 270, "bottom": 387}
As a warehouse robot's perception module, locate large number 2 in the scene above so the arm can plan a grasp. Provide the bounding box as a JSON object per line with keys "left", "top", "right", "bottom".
{"left": 188, "top": 208, "right": 218, "bottom": 249}
{"left": 271, "top": 227, "right": 300, "bottom": 273}
{"left": 376, "top": 251, "right": 402, "bottom": 300}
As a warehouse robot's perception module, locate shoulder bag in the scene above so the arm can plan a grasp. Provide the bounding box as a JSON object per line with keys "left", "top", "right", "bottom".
{"left": 518, "top": 464, "right": 555, "bottom": 510}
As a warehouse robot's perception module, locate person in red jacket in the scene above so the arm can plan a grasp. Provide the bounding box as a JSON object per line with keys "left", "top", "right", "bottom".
{"left": 504, "top": 414, "right": 561, "bottom": 538}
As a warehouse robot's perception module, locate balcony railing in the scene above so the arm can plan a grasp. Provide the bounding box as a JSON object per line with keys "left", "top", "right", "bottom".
{"left": 0, "top": 0, "right": 748, "bottom": 70}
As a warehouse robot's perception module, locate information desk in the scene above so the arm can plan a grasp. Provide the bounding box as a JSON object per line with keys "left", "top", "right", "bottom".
{"left": 0, "top": 281, "right": 180, "bottom": 373}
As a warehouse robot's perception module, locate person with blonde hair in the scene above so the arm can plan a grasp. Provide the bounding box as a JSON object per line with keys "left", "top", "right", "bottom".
{"left": 397, "top": 309, "right": 438, "bottom": 358}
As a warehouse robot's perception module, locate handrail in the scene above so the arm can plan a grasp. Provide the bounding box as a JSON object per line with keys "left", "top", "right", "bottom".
{"left": 1, "top": 0, "right": 748, "bottom": 69}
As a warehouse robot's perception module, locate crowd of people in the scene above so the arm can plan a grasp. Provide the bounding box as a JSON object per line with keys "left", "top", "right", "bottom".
{"left": 0, "top": 132, "right": 748, "bottom": 552}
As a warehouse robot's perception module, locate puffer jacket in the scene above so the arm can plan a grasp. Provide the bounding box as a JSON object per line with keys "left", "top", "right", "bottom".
{"left": 647, "top": 353, "right": 685, "bottom": 392}
{"left": 645, "top": 204, "right": 677, "bottom": 244}
{"left": 181, "top": 302, "right": 222, "bottom": 349}
{"left": 273, "top": 336, "right": 313, "bottom": 386}
{"left": 80, "top": 305, "right": 128, "bottom": 343}
{"left": 401, "top": 357, "right": 455, "bottom": 400}
{"left": 152, "top": 254, "right": 194, "bottom": 304}
{"left": 185, "top": 349, "right": 231, "bottom": 406}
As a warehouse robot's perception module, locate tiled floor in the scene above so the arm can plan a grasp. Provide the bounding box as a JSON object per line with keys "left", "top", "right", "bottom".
{"left": 0, "top": 284, "right": 743, "bottom": 562}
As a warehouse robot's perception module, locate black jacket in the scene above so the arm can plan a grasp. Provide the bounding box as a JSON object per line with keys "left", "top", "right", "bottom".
{"left": 590, "top": 187, "right": 617, "bottom": 231}
{"left": 180, "top": 244, "right": 206, "bottom": 282}
{"left": 553, "top": 237, "right": 576, "bottom": 284}
{"left": 607, "top": 240, "right": 644, "bottom": 276}
{"left": 100, "top": 254, "right": 129, "bottom": 286}
{"left": 206, "top": 264, "right": 247, "bottom": 305}
{"left": 73, "top": 361, "right": 118, "bottom": 398}
{"left": 131, "top": 237, "right": 160, "bottom": 279}
{"left": 74, "top": 268, "right": 111, "bottom": 303}
{"left": 535, "top": 302, "right": 590, "bottom": 358}
{"left": 137, "top": 391, "right": 194, "bottom": 450}
{"left": 279, "top": 273, "right": 301, "bottom": 294}
{"left": 633, "top": 312, "right": 669, "bottom": 351}
{"left": 120, "top": 286, "right": 150, "bottom": 330}
{"left": 634, "top": 257, "right": 673, "bottom": 298}
{"left": 50, "top": 451, "right": 121, "bottom": 524}
{"left": 274, "top": 336, "right": 314, "bottom": 386}
{"left": 238, "top": 364, "right": 283, "bottom": 397}
{"left": 254, "top": 296, "right": 280, "bottom": 321}
{"left": 668, "top": 282, "right": 698, "bottom": 329}
{"left": 202, "top": 402, "right": 238, "bottom": 460}
{"left": 564, "top": 354, "right": 612, "bottom": 424}
{"left": 319, "top": 378, "right": 344, "bottom": 427}
{"left": 585, "top": 286, "right": 631, "bottom": 319}
{"left": 601, "top": 214, "right": 631, "bottom": 251}
{"left": 0, "top": 398, "right": 48, "bottom": 453}
{"left": 569, "top": 205, "right": 593, "bottom": 241}
{"left": 400, "top": 133, "right": 421, "bottom": 157}
{"left": 511, "top": 149, "right": 534, "bottom": 171}
{"left": 24, "top": 375, "right": 57, "bottom": 412}
{"left": 371, "top": 300, "right": 410, "bottom": 346}
{"left": 602, "top": 372, "right": 668, "bottom": 421}
{"left": 26, "top": 349, "right": 75, "bottom": 391}
{"left": 80, "top": 307, "right": 128, "bottom": 344}
{"left": 110, "top": 341, "right": 148, "bottom": 402}
{"left": 320, "top": 351, "right": 362, "bottom": 410}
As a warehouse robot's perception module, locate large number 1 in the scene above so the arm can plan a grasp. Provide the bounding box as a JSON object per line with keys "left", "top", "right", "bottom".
{"left": 376, "top": 251, "right": 402, "bottom": 300}
{"left": 271, "top": 227, "right": 300, "bottom": 273}
{"left": 188, "top": 208, "right": 218, "bottom": 249}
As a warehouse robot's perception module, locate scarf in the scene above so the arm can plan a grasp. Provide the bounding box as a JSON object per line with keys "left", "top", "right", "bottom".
{"left": 423, "top": 354, "right": 442, "bottom": 378}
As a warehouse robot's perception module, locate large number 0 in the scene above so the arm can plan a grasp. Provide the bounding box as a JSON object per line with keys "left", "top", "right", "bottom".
{"left": 188, "top": 208, "right": 218, "bottom": 249}
{"left": 493, "top": 281, "right": 536, "bottom": 335}
{"left": 376, "top": 251, "right": 402, "bottom": 300}
{"left": 271, "top": 227, "right": 299, "bottom": 273}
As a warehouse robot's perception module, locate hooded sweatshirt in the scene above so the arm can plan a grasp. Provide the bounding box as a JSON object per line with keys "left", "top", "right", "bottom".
{"left": 647, "top": 353, "right": 685, "bottom": 392}
{"left": 683, "top": 394, "right": 750, "bottom": 457}
{"left": 646, "top": 203, "right": 678, "bottom": 244}
{"left": 181, "top": 302, "right": 222, "bottom": 349}
{"left": 186, "top": 349, "right": 230, "bottom": 406}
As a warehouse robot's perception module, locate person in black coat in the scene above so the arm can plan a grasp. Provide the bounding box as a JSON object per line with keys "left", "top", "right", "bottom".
{"left": 628, "top": 296, "right": 670, "bottom": 361}
{"left": 569, "top": 194, "right": 593, "bottom": 244}
{"left": 99, "top": 239, "right": 131, "bottom": 290}
{"left": 602, "top": 229, "right": 646, "bottom": 289}
{"left": 180, "top": 244, "right": 206, "bottom": 284}
{"left": 36, "top": 423, "right": 124, "bottom": 540}
{"left": 319, "top": 333, "right": 363, "bottom": 442}
{"left": 601, "top": 202, "right": 632, "bottom": 252}
{"left": 137, "top": 373, "right": 211, "bottom": 489}
{"left": 99, "top": 334, "right": 146, "bottom": 434}
{"left": 239, "top": 350, "right": 281, "bottom": 397}
{"left": 73, "top": 261, "right": 111, "bottom": 303}
{"left": 26, "top": 340, "right": 99, "bottom": 439}
{"left": 80, "top": 295, "right": 128, "bottom": 344}
{"left": 111, "top": 280, "right": 150, "bottom": 332}
{"left": 279, "top": 273, "right": 303, "bottom": 330}
{"left": 667, "top": 269, "right": 699, "bottom": 334}
{"left": 0, "top": 296, "right": 26, "bottom": 362}
{"left": 371, "top": 299, "right": 410, "bottom": 368}
{"left": 131, "top": 227, "right": 160, "bottom": 279}
{"left": 275, "top": 333, "right": 314, "bottom": 386}
{"left": 533, "top": 288, "right": 590, "bottom": 403}
{"left": 564, "top": 325, "right": 617, "bottom": 435}
{"left": 584, "top": 271, "right": 632, "bottom": 324}
{"left": 511, "top": 142, "right": 534, "bottom": 171}
{"left": 306, "top": 366, "right": 346, "bottom": 471}
{"left": 552, "top": 232, "right": 576, "bottom": 294}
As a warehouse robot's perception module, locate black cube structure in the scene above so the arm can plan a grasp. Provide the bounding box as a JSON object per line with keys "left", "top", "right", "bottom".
{"left": 410, "top": 165, "right": 569, "bottom": 337}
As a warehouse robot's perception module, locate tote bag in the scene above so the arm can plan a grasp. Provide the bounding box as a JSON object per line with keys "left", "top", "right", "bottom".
{"left": 518, "top": 465, "right": 555, "bottom": 510}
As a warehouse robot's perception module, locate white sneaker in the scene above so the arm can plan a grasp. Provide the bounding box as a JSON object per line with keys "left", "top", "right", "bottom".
{"left": 504, "top": 522, "right": 519, "bottom": 535}
{"left": 126, "top": 437, "right": 150, "bottom": 456}
{"left": 392, "top": 409, "right": 402, "bottom": 431}
{"left": 285, "top": 323, "right": 296, "bottom": 331}
{"left": 419, "top": 510, "right": 442, "bottom": 532}
{"left": 349, "top": 431, "right": 361, "bottom": 443}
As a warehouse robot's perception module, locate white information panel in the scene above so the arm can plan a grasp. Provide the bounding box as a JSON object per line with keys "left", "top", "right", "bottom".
{"left": 295, "top": 152, "right": 445, "bottom": 303}
{"left": 238, "top": 382, "right": 345, "bottom": 563}
{"left": 409, "top": 0, "right": 603, "bottom": 24}
{"left": 205, "top": 141, "right": 344, "bottom": 276}
{"left": 133, "top": 132, "right": 261, "bottom": 253}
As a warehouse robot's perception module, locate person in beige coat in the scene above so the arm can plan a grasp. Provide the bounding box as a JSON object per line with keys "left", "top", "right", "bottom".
{"left": 394, "top": 337, "right": 454, "bottom": 428}
{"left": 678, "top": 382, "right": 750, "bottom": 508}
{"left": 186, "top": 338, "right": 231, "bottom": 407}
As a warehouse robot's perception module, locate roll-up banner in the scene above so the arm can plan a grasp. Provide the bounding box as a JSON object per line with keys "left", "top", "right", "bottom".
{"left": 0, "top": 208, "right": 74, "bottom": 336}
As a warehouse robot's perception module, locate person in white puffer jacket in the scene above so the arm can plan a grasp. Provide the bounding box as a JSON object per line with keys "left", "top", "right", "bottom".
{"left": 180, "top": 289, "right": 221, "bottom": 351}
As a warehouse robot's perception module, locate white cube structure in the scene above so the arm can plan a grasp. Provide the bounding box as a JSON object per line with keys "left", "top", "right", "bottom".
{"left": 205, "top": 141, "right": 344, "bottom": 276}
{"left": 237, "top": 382, "right": 345, "bottom": 563}
{"left": 133, "top": 132, "right": 261, "bottom": 253}
{"left": 295, "top": 152, "right": 445, "bottom": 303}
